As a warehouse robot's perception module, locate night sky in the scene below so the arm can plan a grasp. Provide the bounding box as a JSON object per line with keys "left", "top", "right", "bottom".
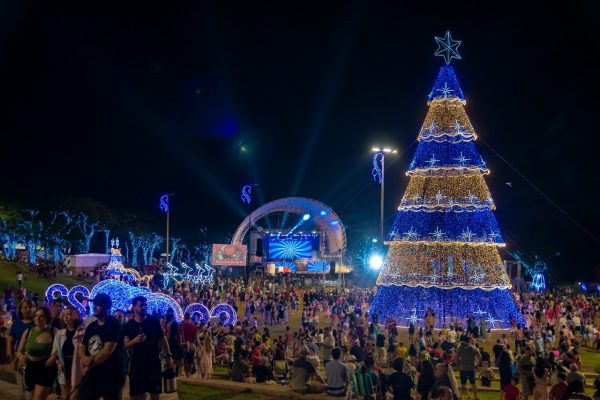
{"left": 1, "top": 2, "right": 599, "bottom": 279}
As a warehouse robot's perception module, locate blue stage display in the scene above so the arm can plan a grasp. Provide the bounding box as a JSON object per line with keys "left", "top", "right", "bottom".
{"left": 268, "top": 239, "right": 313, "bottom": 259}
{"left": 307, "top": 260, "right": 330, "bottom": 273}
{"left": 369, "top": 285, "right": 523, "bottom": 329}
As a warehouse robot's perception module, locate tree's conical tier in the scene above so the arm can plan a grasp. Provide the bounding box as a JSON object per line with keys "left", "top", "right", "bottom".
{"left": 369, "top": 64, "right": 522, "bottom": 328}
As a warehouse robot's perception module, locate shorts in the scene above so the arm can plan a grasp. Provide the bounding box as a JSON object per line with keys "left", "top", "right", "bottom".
{"left": 460, "top": 370, "right": 475, "bottom": 385}
{"left": 78, "top": 375, "right": 125, "bottom": 400}
{"left": 129, "top": 361, "right": 162, "bottom": 395}
{"left": 24, "top": 359, "right": 57, "bottom": 389}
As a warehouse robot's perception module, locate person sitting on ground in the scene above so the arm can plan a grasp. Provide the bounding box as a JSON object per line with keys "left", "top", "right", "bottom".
{"left": 479, "top": 360, "right": 496, "bottom": 387}
{"left": 351, "top": 355, "right": 380, "bottom": 400}
{"left": 230, "top": 349, "right": 251, "bottom": 382}
{"left": 567, "top": 364, "right": 586, "bottom": 387}
{"left": 290, "top": 346, "right": 326, "bottom": 394}
{"left": 325, "top": 347, "right": 349, "bottom": 397}
{"left": 562, "top": 379, "right": 592, "bottom": 400}
{"left": 253, "top": 356, "right": 274, "bottom": 384}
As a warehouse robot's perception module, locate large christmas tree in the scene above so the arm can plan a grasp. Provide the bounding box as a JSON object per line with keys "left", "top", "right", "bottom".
{"left": 369, "top": 32, "right": 522, "bottom": 329}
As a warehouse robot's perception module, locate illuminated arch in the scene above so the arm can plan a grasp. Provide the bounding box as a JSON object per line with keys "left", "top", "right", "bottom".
{"left": 232, "top": 197, "right": 347, "bottom": 256}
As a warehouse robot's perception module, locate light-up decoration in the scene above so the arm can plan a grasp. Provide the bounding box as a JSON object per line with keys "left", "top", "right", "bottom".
{"left": 159, "top": 194, "right": 169, "bottom": 213}
{"left": 67, "top": 285, "right": 90, "bottom": 317}
{"left": 183, "top": 303, "right": 237, "bottom": 327}
{"left": 240, "top": 185, "right": 252, "bottom": 204}
{"left": 307, "top": 260, "right": 330, "bottom": 273}
{"left": 372, "top": 152, "right": 383, "bottom": 183}
{"left": 434, "top": 30, "right": 462, "bottom": 65}
{"left": 510, "top": 252, "right": 548, "bottom": 292}
{"left": 46, "top": 284, "right": 69, "bottom": 303}
{"left": 88, "top": 279, "right": 184, "bottom": 322}
{"left": 369, "top": 33, "right": 521, "bottom": 328}
{"left": 105, "top": 246, "right": 142, "bottom": 282}
{"left": 531, "top": 273, "right": 546, "bottom": 291}
{"left": 269, "top": 239, "right": 312, "bottom": 259}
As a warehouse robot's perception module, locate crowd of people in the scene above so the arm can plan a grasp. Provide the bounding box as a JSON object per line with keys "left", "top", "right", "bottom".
{"left": 2, "top": 271, "right": 600, "bottom": 400}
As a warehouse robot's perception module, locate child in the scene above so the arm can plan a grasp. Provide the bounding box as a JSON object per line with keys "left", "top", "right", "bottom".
{"left": 480, "top": 360, "right": 496, "bottom": 387}
{"left": 502, "top": 376, "right": 520, "bottom": 400}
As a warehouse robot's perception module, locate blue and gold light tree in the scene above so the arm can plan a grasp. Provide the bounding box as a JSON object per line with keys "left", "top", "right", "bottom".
{"left": 369, "top": 31, "right": 523, "bottom": 329}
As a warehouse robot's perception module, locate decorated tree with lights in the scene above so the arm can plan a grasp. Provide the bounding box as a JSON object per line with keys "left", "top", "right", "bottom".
{"left": 369, "top": 31, "right": 522, "bottom": 328}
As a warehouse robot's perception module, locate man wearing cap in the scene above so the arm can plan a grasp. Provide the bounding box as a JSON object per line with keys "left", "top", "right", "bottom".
{"left": 78, "top": 293, "right": 127, "bottom": 400}
{"left": 124, "top": 296, "right": 173, "bottom": 400}
{"left": 290, "top": 346, "right": 326, "bottom": 394}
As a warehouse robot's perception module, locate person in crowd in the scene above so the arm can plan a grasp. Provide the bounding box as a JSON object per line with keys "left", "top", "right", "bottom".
{"left": 567, "top": 364, "right": 587, "bottom": 387}
{"left": 181, "top": 312, "right": 199, "bottom": 377}
{"left": 431, "top": 362, "right": 459, "bottom": 399}
{"left": 417, "top": 359, "right": 435, "bottom": 400}
{"left": 502, "top": 376, "right": 521, "bottom": 400}
{"left": 480, "top": 360, "right": 496, "bottom": 388}
{"left": 351, "top": 355, "right": 380, "bottom": 400}
{"left": 432, "top": 386, "right": 454, "bottom": 400}
{"left": 386, "top": 357, "right": 414, "bottom": 400}
{"left": 457, "top": 335, "right": 481, "bottom": 400}
{"left": 290, "top": 346, "right": 326, "bottom": 394}
{"left": 77, "top": 293, "right": 127, "bottom": 400}
{"left": 8, "top": 299, "right": 35, "bottom": 400}
{"left": 518, "top": 346, "right": 536, "bottom": 400}
{"left": 562, "top": 380, "right": 592, "bottom": 400}
{"left": 321, "top": 326, "right": 335, "bottom": 365}
{"left": 164, "top": 308, "right": 183, "bottom": 376}
{"left": 51, "top": 298, "right": 64, "bottom": 330}
{"left": 124, "top": 296, "right": 173, "bottom": 400}
{"left": 533, "top": 356, "right": 550, "bottom": 400}
{"left": 50, "top": 306, "right": 85, "bottom": 400}
{"left": 498, "top": 348, "right": 513, "bottom": 392}
{"left": 253, "top": 355, "right": 274, "bottom": 384}
{"left": 549, "top": 372, "right": 568, "bottom": 400}
{"left": 230, "top": 349, "right": 251, "bottom": 382}
{"left": 325, "top": 347, "right": 349, "bottom": 397}
{"left": 16, "top": 306, "right": 56, "bottom": 400}
{"left": 197, "top": 336, "right": 214, "bottom": 379}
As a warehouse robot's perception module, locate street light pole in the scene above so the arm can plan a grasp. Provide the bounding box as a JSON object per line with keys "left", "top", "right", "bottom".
{"left": 372, "top": 147, "right": 397, "bottom": 242}
{"left": 159, "top": 194, "right": 173, "bottom": 265}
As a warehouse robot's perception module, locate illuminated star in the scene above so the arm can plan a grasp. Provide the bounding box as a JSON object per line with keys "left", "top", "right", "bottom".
{"left": 429, "top": 272, "right": 440, "bottom": 283}
{"left": 460, "top": 227, "right": 476, "bottom": 242}
{"left": 406, "top": 308, "right": 422, "bottom": 325}
{"left": 403, "top": 226, "right": 418, "bottom": 240}
{"left": 479, "top": 156, "right": 487, "bottom": 169}
{"left": 433, "top": 190, "right": 445, "bottom": 204}
{"left": 464, "top": 191, "right": 477, "bottom": 204}
{"left": 436, "top": 82, "right": 454, "bottom": 97}
{"left": 434, "top": 30, "right": 462, "bottom": 65}
{"left": 474, "top": 306, "right": 487, "bottom": 317}
{"left": 485, "top": 312, "right": 501, "bottom": 329}
{"left": 430, "top": 227, "right": 446, "bottom": 241}
{"left": 411, "top": 194, "right": 421, "bottom": 203}
{"left": 454, "top": 152, "right": 470, "bottom": 167}
{"left": 471, "top": 271, "right": 486, "bottom": 284}
{"left": 453, "top": 120, "right": 465, "bottom": 134}
{"left": 488, "top": 231, "right": 500, "bottom": 242}
{"left": 426, "top": 154, "right": 440, "bottom": 168}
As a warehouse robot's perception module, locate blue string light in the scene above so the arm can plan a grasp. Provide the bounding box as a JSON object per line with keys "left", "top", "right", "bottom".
{"left": 369, "top": 286, "right": 523, "bottom": 329}
{"left": 372, "top": 152, "right": 383, "bottom": 183}
{"left": 67, "top": 285, "right": 90, "bottom": 317}
{"left": 46, "top": 284, "right": 69, "bottom": 303}
{"left": 428, "top": 65, "right": 464, "bottom": 102}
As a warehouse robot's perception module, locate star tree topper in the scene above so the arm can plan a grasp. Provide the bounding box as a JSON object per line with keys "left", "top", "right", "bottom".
{"left": 434, "top": 30, "right": 462, "bottom": 65}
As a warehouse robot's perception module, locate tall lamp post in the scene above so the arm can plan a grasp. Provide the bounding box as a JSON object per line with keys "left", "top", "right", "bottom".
{"left": 372, "top": 147, "right": 398, "bottom": 242}
{"left": 159, "top": 194, "right": 173, "bottom": 264}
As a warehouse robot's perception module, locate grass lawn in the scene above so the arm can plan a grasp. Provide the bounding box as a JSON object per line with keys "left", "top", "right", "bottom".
{"left": 177, "top": 383, "right": 271, "bottom": 400}
{"left": 0, "top": 261, "right": 96, "bottom": 298}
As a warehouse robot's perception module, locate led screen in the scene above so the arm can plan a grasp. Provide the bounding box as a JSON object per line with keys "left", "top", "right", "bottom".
{"left": 211, "top": 244, "right": 247, "bottom": 266}
{"left": 268, "top": 239, "right": 312, "bottom": 260}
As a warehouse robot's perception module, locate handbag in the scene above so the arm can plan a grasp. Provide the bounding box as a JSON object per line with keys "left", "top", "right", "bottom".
{"left": 162, "top": 367, "right": 177, "bottom": 393}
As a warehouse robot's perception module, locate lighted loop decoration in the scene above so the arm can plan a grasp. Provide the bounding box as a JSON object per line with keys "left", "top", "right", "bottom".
{"left": 240, "top": 184, "right": 252, "bottom": 204}
{"left": 184, "top": 303, "right": 210, "bottom": 324}
{"left": 45, "top": 284, "right": 69, "bottom": 303}
{"left": 372, "top": 152, "right": 383, "bottom": 184}
{"left": 159, "top": 194, "right": 169, "bottom": 213}
{"left": 67, "top": 285, "right": 90, "bottom": 317}
{"left": 210, "top": 303, "right": 237, "bottom": 327}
